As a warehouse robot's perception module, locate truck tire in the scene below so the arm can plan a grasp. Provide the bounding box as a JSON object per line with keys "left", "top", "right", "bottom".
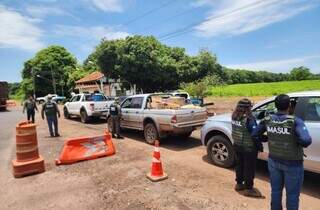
{"left": 80, "top": 109, "right": 89, "bottom": 123}
{"left": 63, "top": 107, "right": 70, "bottom": 119}
{"left": 207, "top": 135, "right": 235, "bottom": 168}
{"left": 144, "top": 123, "right": 159, "bottom": 145}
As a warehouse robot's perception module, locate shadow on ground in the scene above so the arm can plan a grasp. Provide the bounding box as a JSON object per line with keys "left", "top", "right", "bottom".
{"left": 202, "top": 154, "right": 320, "bottom": 199}
{"left": 120, "top": 129, "right": 202, "bottom": 151}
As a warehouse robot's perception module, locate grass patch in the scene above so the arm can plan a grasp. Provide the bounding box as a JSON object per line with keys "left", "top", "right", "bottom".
{"left": 209, "top": 80, "right": 320, "bottom": 96}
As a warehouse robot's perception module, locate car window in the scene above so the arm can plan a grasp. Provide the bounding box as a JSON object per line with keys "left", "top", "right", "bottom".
{"left": 130, "top": 97, "right": 144, "bottom": 109}
{"left": 71, "top": 95, "right": 81, "bottom": 102}
{"left": 84, "top": 94, "right": 106, "bottom": 102}
{"left": 253, "top": 101, "right": 276, "bottom": 120}
{"left": 295, "top": 97, "right": 320, "bottom": 122}
{"left": 121, "top": 98, "right": 132, "bottom": 109}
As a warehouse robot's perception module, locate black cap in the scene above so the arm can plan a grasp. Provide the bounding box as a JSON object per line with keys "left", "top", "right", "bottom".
{"left": 275, "top": 94, "right": 290, "bottom": 111}
{"left": 237, "top": 98, "right": 252, "bottom": 108}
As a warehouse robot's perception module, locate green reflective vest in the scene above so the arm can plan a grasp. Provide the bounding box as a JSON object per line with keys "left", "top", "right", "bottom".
{"left": 43, "top": 101, "right": 57, "bottom": 117}
{"left": 232, "top": 118, "right": 255, "bottom": 152}
{"left": 265, "top": 115, "right": 304, "bottom": 161}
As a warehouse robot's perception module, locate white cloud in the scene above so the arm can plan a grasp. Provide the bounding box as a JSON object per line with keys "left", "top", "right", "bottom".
{"left": 54, "top": 25, "right": 129, "bottom": 40}
{"left": 226, "top": 55, "right": 320, "bottom": 73}
{"left": 0, "top": 5, "right": 44, "bottom": 51}
{"left": 25, "top": 5, "right": 70, "bottom": 18}
{"left": 195, "top": 0, "right": 318, "bottom": 37}
{"left": 90, "top": 0, "right": 123, "bottom": 12}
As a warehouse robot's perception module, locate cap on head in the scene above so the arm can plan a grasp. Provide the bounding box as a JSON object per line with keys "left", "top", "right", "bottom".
{"left": 275, "top": 94, "right": 290, "bottom": 111}
{"left": 237, "top": 98, "right": 252, "bottom": 108}
{"left": 47, "top": 94, "right": 53, "bottom": 99}
{"left": 114, "top": 97, "right": 119, "bottom": 102}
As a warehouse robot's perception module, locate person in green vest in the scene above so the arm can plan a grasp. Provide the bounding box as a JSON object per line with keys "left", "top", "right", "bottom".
{"left": 253, "top": 94, "right": 312, "bottom": 210}
{"left": 109, "top": 97, "right": 123, "bottom": 139}
{"left": 231, "top": 98, "right": 263, "bottom": 198}
{"left": 41, "top": 94, "right": 60, "bottom": 137}
{"left": 23, "top": 95, "right": 38, "bottom": 123}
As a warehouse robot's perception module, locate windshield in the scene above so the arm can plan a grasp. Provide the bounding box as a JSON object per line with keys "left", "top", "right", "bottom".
{"left": 84, "top": 94, "right": 106, "bottom": 102}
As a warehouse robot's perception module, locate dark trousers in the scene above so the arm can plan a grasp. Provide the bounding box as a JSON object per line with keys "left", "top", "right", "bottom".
{"left": 111, "top": 116, "right": 121, "bottom": 136}
{"left": 235, "top": 149, "right": 258, "bottom": 189}
{"left": 27, "top": 109, "right": 35, "bottom": 123}
{"left": 46, "top": 115, "right": 58, "bottom": 136}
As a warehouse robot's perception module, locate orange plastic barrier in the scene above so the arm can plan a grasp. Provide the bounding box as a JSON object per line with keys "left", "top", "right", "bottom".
{"left": 55, "top": 132, "right": 115, "bottom": 165}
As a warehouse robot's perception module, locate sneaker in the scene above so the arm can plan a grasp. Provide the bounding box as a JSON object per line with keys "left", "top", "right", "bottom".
{"left": 116, "top": 135, "right": 124, "bottom": 139}
{"left": 243, "top": 188, "right": 263, "bottom": 198}
{"left": 112, "top": 134, "right": 116, "bottom": 138}
{"left": 55, "top": 134, "right": 61, "bottom": 137}
{"left": 235, "top": 184, "right": 246, "bottom": 191}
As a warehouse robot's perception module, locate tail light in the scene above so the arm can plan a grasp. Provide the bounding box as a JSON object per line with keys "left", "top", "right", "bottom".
{"left": 171, "top": 115, "right": 177, "bottom": 123}
{"left": 90, "top": 103, "right": 95, "bottom": 111}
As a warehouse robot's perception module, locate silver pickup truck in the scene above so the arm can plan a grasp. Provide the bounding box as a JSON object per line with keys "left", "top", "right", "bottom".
{"left": 201, "top": 91, "right": 320, "bottom": 174}
{"left": 107, "top": 93, "right": 208, "bottom": 144}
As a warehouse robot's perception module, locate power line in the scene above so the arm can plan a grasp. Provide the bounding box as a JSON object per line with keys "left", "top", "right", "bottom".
{"left": 158, "top": 0, "right": 276, "bottom": 41}
{"left": 122, "top": 0, "right": 178, "bottom": 26}
{"left": 142, "top": 6, "right": 198, "bottom": 32}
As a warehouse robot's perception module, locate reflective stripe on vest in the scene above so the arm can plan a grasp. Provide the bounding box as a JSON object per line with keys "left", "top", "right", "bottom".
{"left": 109, "top": 104, "right": 119, "bottom": 116}
{"left": 265, "top": 115, "right": 304, "bottom": 160}
{"left": 231, "top": 118, "right": 254, "bottom": 151}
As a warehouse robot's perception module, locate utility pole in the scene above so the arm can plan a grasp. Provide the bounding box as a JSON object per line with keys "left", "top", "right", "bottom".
{"left": 51, "top": 64, "right": 57, "bottom": 94}
{"left": 32, "top": 68, "right": 36, "bottom": 99}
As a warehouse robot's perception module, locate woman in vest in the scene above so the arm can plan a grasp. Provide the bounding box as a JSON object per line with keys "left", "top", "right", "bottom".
{"left": 231, "top": 98, "right": 263, "bottom": 198}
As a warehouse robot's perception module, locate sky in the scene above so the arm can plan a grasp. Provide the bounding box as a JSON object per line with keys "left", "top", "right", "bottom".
{"left": 1, "top": 0, "right": 320, "bottom": 82}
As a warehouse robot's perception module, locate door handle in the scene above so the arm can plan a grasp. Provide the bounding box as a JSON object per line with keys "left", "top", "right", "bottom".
{"left": 135, "top": 111, "right": 139, "bottom": 114}
{"left": 125, "top": 111, "right": 128, "bottom": 113}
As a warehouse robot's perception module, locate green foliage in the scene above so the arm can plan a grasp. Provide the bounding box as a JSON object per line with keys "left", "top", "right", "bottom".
{"left": 209, "top": 80, "right": 320, "bottom": 96}
{"left": 20, "top": 45, "right": 78, "bottom": 97}
{"left": 90, "top": 36, "right": 223, "bottom": 92}
{"left": 290, "top": 66, "right": 312, "bottom": 80}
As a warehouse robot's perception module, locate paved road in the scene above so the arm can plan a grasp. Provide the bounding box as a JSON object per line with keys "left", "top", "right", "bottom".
{"left": 0, "top": 108, "right": 24, "bottom": 173}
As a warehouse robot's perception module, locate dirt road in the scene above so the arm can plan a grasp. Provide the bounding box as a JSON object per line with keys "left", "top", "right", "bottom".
{"left": 1, "top": 104, "right": 319, "bottom": 210}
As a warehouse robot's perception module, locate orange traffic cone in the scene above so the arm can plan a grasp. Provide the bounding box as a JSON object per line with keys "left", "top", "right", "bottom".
{"left": 146, "top": 140, "right": 168, "bottom": 182}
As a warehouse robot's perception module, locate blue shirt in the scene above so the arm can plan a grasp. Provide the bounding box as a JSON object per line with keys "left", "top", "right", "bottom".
{"left": 252, "top": 112, "right": 312, "bottom": 166}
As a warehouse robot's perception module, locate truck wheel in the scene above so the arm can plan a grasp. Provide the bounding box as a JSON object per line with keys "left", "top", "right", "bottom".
{"left": 63, "top": 107, "right": 70, "bottom": 119}
{"left": 207, "top": 135, "right": 235, "bottom": 168}
{"left": 80, "top": 110, "right": 89, "bottom": 123}
{"left": 144, "top": 123, "right": 159, "bottom": 145}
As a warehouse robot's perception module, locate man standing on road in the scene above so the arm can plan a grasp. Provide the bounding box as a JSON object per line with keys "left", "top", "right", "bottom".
{"left": 23, "top": 95, "right": 38, "bottom": 123}
{"left": 41, "top": 94, "right": 61, "bottom": 137}
{"left": 109, "top": 97, "right": 123, "bottom": 139}
{"left": 252, "top": 94, "right": 312, "bottom": 210}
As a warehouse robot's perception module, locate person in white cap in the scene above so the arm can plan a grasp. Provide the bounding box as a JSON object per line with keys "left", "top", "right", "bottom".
{"left": 41, "top": 94, "right": 60, "bottom": 137}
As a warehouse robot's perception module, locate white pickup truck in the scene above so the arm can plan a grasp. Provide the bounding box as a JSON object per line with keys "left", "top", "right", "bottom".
{"left": 107, "top": 93, "right": 208, "bottom": 144}
{"left": 63, "top": 93, "right": 114, "bottom": 123}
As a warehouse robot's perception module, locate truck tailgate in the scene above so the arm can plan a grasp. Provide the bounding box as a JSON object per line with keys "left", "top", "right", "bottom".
{"left": 174, "top": 108, "right": 207, "bottom": 127}
{"left": 92, "top": 102, "right": 109, "bottom": 112}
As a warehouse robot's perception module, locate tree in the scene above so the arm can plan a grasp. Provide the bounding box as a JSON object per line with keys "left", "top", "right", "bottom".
{"left": 290, "top": 66, "right": 312, "bottom": 81}
{"left": 21, "top": 45, "right": 77, "bottom": 97}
